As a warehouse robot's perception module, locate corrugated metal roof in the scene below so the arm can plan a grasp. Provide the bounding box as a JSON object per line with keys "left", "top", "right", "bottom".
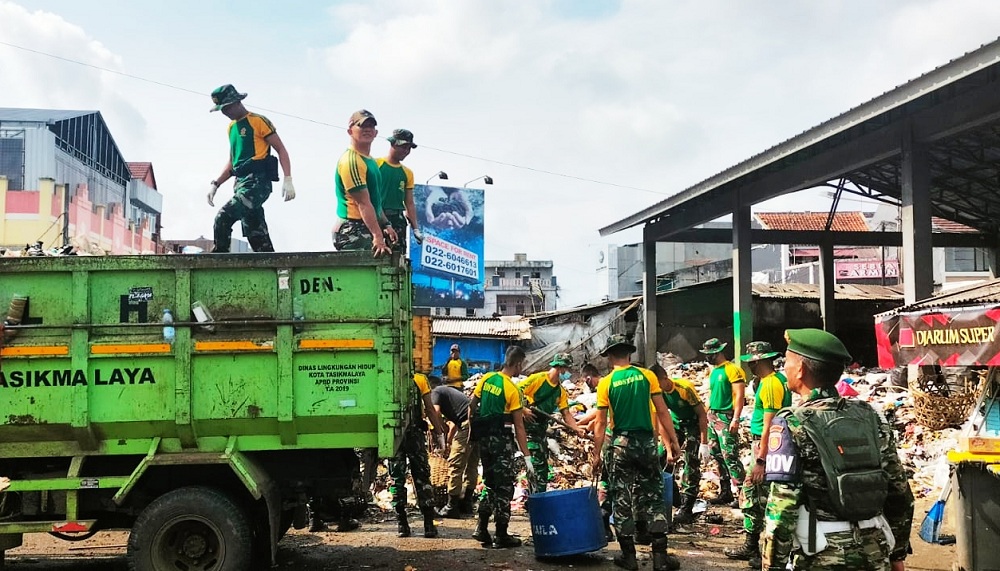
{"left": 877, "top": 278, "right": 1000, "bottom": 317}
{"left": 432, "top": 316, "right": 532, "bottom": 340}
{"left": 756, "top": 211, "right": 869, "bottom": 232}
{"left": 0, "top": 108, "right": 97, "bottom": 123}
{"left": 751, "top": 282, "right": 903, "bottom": 301}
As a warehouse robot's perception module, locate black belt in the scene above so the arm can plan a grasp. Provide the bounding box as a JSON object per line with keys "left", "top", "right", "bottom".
{"left": 710, "top": 409, "right": 734, "bottom": 414}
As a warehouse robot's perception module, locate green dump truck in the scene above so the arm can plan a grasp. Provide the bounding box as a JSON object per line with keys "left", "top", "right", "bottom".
{"left": 0, "top": 252, "right": 413, "bottom": 570}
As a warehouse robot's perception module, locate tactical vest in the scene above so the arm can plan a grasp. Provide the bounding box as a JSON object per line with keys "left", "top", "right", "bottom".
{"left": 793, "top": 398, "right": 888, "bottom": 521}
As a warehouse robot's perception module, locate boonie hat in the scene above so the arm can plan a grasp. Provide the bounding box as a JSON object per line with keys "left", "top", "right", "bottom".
{"left": 349, "top": 109, "right": 377, "bottom": 127}
{"left": 784, "top": 328, "right": 852, "bottom": 365}
{"left": 388, "top": 128, "right": 417, "bottom": 148}
{"left": 739, "top": 341, "right": 780, "bottom": 362}
{"left": 600, "top": 334, "right": 636, "bottom": 357}
{"left": 699, "top": 338, "right": 727, "bottom": 354}
{"left": 209, "top": 84, "right": 247, "bottom": 112}
{"left": 549, "top": 352, "right": 573, "bottom": 367}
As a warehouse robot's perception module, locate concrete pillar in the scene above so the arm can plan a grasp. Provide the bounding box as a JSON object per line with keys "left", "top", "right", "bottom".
{"left": 733, "top": 200, "right": 753, "bottom": 359}
{"left": 642, "top": 237, "right": 657, "bottom": 363}
{"left": 901, "top": 126, "right": 934, "bottom": 304}
{"left": 819, "top": 241, "right": 837, "bottom": 332}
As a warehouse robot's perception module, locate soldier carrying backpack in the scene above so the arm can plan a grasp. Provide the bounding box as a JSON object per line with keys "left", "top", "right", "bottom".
{"left": 761, "top": 329, "right": 914, "bottom": 571}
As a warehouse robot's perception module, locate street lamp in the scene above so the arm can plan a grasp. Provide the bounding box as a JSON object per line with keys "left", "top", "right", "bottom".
{"left": 463, "top": 175, "right": 494, "bottom": 187}
{"left": 425, "top": 171, "right": 448, "bottom": 185}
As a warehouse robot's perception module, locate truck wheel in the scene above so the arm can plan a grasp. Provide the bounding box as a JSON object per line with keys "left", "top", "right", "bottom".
{"left": 127, "top": 486, "right": 252, "bottom": 571}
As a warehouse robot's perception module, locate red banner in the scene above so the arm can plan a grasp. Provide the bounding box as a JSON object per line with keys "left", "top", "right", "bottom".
{"left": 875, "top": 304, "right": 1000, "bottom": 367}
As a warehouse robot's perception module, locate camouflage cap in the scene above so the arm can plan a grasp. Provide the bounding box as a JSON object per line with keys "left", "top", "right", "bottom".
{"left": 784, "top": 328, "right": 852, "bottom": 365}
{"left": 549, "top": 352, "right": 573, "bottom": 367}
{"left": 739, "top": 340, "right": 780, "bottom": 362}
{"left": 387, "top": 128, "right": 417, "bottom": 148}
{"left": 600, "top": 334, "right": 636, "bottom": 357}
{"left": 349, "top": 109, "right": 377, "bottom": 128}
{"left": 699, "top": 337, "right": 727, "bottom": 354}
{"left": 209, "top": 84, "right": 247, "bottom": 112}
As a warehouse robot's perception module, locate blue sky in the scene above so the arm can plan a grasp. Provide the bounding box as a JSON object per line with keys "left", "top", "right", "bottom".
{"left": 3, "top": 0, "right": 1000, "bottom": 307}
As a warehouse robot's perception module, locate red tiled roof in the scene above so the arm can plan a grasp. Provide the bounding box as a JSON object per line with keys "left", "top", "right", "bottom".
{"left": 128, "top": 162, "right": 151, "bottom": 179}
{"left": 755, "top": 211, "right": 869, "bottom": 232}
{"left": 931, "top": 217, "right": 978, "bottom": 233}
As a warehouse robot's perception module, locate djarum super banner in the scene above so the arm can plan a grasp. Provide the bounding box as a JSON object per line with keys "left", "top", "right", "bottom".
{"left": 410, "top": 184, "right": 485, "bottom": 308}
{"left": 875, "top": 304, "right": 1000, "bottom": 367}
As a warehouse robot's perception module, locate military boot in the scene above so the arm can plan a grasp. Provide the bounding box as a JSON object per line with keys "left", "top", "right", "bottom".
{"left": 651, "top": 537, "right": 681, "bottom": 571}
{"left": 613, "top": 536, "right": 638, "bottom": 570}
{"left": 459, "top": 487, "right": 476, "bottom": 515}
{"left": 437, "top": 495, "right": 463, "bottom": 518}
{"left": 672, "top": 494, "right": 697, "bottom": 526}
{"left": 396, "top": 511, "right": 411, "bottom": 538}
{"left": 471, "top": 513, "right": 492, "bottom": 546}
{"left": 635, "top": 520, "right": 651, "bottom": 546}
{"left": 602, "top": 513, "right": 615, "bottom": 543}
{"left": 421, "top": 506, "right": 438, "bottom": 538}
{"left": 723, "top": 531, "right": 760, "bottom": 562}
{"left": 709, "top": 480, "right": 734, "bottom": 506}
{"left": 492, "top": 523, "right": 522, "bottom": 548}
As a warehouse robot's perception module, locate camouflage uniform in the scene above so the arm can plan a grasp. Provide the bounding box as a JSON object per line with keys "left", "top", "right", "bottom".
{"left": 604, "top": 430, "right": 668, "bottom": 537}
{"left": 333, "top": 219, "right": 375, "bottom": 251}
{"left": 213, "top": 172, "right": 275, "bottom": 252}
{"left": 524, "top": 420, "right": 551, "bottom": 494}
{"left": 761, "top": 386, "right": 915, "bottom": 570}
{"left": 478, "top": 427, "right": 516, "bottom": 526}
{"left": 517, "top": 365, "right": 573, "bottom": 495}
{"left": 388, "top": 421, "right": 435, "bottom": 513}
{"left": 673, "top": 420, "right": 702, "bottom": 501}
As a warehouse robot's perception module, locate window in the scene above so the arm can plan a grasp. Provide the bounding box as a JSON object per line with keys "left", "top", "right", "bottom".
{"left": 516, "top": 304, "right": 525, "bottom": 315}
{"left": 531, "top": 272, "right": 541, "bottom": 279}
{"left": 551, "top": 276, "right": 558, "bottom": 287}
{"left": 499, "top": 303, "right": 507, "bottom": 314}
{"left": 491, "top": 276, "right": 500, "bottom": 286}
{"left": 434, "top": 307, "right": 444, "bottom": 316}
{"left": 496, "top": 270, "right": 506, "bottom": 278}
{"left": 946, "top": 247, "right": 989, "bottom": 272}
{"left": 465, "top": 308, "right": 476, "bottom": 317}
{"left": 514, "top": 271, "right": 521, "bottom": 278}
{"left": 444, "top": 308, "right": 451, "bottom": 316}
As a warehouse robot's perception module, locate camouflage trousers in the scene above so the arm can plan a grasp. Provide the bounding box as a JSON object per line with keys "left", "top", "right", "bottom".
{"left": 708, "top": 410, "right": 745, "bottom": 489}
{"left": 525, "top": 419, "right": 551, "bottom": 494}
{"left": 604, "top": 430, "right": 668, "bottom": 537}
{"left": 384, "top": 210, "right": 408, "bottom": 254}
{"left": 388, "top": 422, "right": 435, "bottom": 513}
{"left": 333, "top": 219, "right": 375, "bottom": 251}
{"left": 740, "top": 437, "right": 767, "bottom": 534}
{"left": 673, "top": 421, "right": 702, "bottom": 501}
{"left": 213, "top": 173, "right": 274, "bottom": 253}
{"left": 477, "top": 429, "right": 516, "bottom": 526}
{"left": 770, "top": 527, "right": 892, "bottom": 571}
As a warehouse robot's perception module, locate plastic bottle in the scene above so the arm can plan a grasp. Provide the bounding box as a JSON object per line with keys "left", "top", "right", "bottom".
{"left": 191, "top": 300, "right": 215, "bottom": 332}
{"left": 162, "top": 308, "right": 175, "bottom": 344}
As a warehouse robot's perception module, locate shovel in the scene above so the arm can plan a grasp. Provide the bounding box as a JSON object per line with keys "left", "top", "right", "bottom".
{"left": 919, "top": 472, "right": 952, "bottom": 544}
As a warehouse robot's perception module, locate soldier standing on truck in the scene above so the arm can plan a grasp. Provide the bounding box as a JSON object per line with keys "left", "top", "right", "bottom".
{"left": 207, "top": 84, "right": 295, "bottom": 253}
{"left": 469, "top": 346, "right": 533, "bottom": 549}
{"left": 333, "top": 109, "right": 396, "bottom": 256}
{"left": 761, "top": 329, "right": 914, "bottom": 571}
{"left": 389, "top": 373, "right": 448, "bottom": 538}
{"left": 376, "top": 129, "right": 423, "bottom": 252}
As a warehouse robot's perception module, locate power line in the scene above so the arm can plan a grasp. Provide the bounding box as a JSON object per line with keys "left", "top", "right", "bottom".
{"left": 0, "top": 40, "right": 669, "bottom": 196}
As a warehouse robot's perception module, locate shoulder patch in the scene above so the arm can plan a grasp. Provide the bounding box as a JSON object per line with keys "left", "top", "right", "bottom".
{"left": 764, "top": 415, "right": 799, "bottom": 482}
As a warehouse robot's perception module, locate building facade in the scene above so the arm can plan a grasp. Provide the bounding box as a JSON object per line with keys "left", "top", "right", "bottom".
{"left": 427, "top": 253, "right": 558, "bottom": 317}
{"left": 0, "top": 109, "right": 162, "bottom": 253}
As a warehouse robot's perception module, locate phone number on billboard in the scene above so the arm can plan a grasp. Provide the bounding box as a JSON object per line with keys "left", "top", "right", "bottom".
{"left": 422, "top": 246, "right": 477, "bottom": 278}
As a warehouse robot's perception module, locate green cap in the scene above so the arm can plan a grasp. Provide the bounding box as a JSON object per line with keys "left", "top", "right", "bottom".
{"left": 739, "top": 341, "right": 780, "bottom": 362}
{"left": 600, "top": 334, "right": 636, "bottom": 357}
{"left": 388, "top": 128, "right": 417, "bottom": 148}
{"left": 349, "top": 109, "right": 376, "bottom": 128}
{"left": 549, "top": 352, "right": 573, "bottom": 367}
{"left": 209, "top": 84, "right": 246, "bottom": 112}
{"left": 699, "top": 338, "right": 727, "bottom": 354}
{"left": 784, "top": 328, "right": 851, "bottom": 364}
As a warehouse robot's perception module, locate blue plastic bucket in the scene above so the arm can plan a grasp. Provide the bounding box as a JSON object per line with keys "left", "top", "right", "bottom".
{"left": 528, "top": 486, "right": 607, "bottom": 557}
{"left": 663, "top": 472, "right": 674, "bottom": 524}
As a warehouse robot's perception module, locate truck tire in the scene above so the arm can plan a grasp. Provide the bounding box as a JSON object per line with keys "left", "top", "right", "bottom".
{"left": 127, "top": 486, "right": 252, "bottom": 571}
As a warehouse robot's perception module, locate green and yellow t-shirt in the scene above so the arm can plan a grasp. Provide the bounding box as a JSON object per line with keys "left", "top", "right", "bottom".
{"left": 707, "top": 361, "right": 746, "bottom": 412}
{"left": 662, "top": 377, "right": 702, "bottom": 425}
{"left": 335, "top": 149, "right": 383, "bottom": 220}
{"left": 228, "top": 113, "right": 275, "bottom": 175}
{"left": 473, "top": 371, "right": 522, "bottom": 419}
{"left": 518, "top": 371, "right": 569, "bottom": 415}
{"left": 413, "top": 373, "right": 432, "bottom": 397}
{"left": 750, "top": 371, "right": 790, "bottom": 437}
{"left": 376, "top": 158, "right": 414, "bottom": 212}
{"left": 596, "top": 365, "right": 662, "bottom": 433}
{"left": 443, "top": 358, "right": 468, "bottom": 384}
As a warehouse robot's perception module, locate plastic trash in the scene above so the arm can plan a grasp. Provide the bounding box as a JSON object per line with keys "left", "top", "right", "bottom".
{"left": 162, "top": 308, "right": 175, "bottom": 344}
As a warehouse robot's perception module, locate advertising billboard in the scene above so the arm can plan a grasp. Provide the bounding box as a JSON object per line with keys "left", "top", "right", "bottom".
{"left": 875, "top": 304, "right": 1000, "bottom": 367}
{"left": 411, "top": 184, "right": 485, "bottom": 308}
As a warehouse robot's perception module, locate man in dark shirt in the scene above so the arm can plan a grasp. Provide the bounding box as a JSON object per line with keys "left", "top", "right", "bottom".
{"left": 432, "top": 377, "right": 479, "bottom": 517}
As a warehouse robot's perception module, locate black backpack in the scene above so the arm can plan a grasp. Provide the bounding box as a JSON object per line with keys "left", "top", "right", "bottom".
{"left": 791, "top": 398, "right": 888, "bottom": 521}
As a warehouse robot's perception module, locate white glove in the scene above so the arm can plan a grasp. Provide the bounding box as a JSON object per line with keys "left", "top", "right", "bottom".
{"left": 412, "top": 229, "right": 424, "bottom": 244}
{"left": 699, "top": 443, "right": 712, "bottom": 463}
{"left": 282, "top": 176, "right": 296, "bottom": 201}
{"left": 435, "top": 433, "right": 446, "bottom": 451}
{"left": 523, "top": 455, "right": 535, "bottom": 475}
{"left": 207, "top": 181, "right": 219, "bottom": 207}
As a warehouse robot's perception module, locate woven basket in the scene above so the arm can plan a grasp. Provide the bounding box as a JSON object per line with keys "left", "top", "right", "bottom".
{"left": 910, "top": 368, "right": 985, "bottom": 430}
{"left": 429, "top": 453, "right": 450, "bottom": 507}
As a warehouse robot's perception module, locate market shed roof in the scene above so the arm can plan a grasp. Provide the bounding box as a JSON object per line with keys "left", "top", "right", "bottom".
{"left": 431, "top": 316, "right": 532, "bottom": 340}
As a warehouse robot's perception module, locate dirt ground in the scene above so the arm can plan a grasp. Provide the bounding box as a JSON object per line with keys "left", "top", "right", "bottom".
{"left": 3, "top": 496, "right": 955, "bottom": 570}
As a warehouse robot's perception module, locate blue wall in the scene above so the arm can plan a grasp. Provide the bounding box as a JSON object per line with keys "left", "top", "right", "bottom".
{"left": 433, "top": 337, "right": 510, "bottom": 376}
